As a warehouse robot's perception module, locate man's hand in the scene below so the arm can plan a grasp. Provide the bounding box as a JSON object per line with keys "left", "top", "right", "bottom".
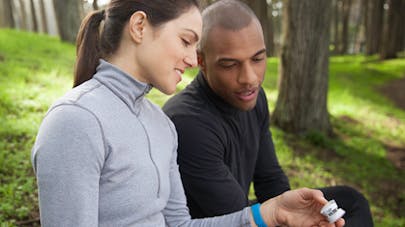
{"left": 258, "top": 188, "right": 345, "bottom": 227}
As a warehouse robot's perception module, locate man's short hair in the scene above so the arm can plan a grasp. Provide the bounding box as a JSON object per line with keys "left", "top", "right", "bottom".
{"left": 199, "top": 0, "right": 259, "bottom": 52}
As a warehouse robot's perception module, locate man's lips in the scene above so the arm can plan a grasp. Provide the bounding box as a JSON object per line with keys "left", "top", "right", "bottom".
{"left": 235, "top": 88, "right": 258, "bottom": 101}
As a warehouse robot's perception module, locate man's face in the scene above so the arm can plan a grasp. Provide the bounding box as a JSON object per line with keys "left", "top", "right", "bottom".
{"left": 200, "top": 20, "right": 266, "bottom": 111}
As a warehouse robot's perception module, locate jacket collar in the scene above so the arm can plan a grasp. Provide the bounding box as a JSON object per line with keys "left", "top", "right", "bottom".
{"left": 196, "top": 71, "right": 240, "bottom": 115}
{"left": 93, "top": 59, "right": 152, "bottom": 115}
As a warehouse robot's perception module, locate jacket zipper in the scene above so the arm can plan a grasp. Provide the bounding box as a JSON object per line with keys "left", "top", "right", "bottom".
{"left": 137, "top": 85, "right": 160, "bottom": 198}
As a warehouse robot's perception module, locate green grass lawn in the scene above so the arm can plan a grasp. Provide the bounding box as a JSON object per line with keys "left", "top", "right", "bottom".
{"left": 1, "top": 29, "right": 404, "bottom": 226}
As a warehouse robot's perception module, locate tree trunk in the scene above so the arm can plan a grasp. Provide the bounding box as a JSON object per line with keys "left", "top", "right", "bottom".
{"left": 43, "top": 0, "right": 58, "bottom": 36}
{"left": 362, "top": 0, "right": 369, "bottom": 53}
{"left": 332, "top": 0, "right": 340, "bottom": 54}
{"left": 31, "top": 0, "right": 48, "bottom": 33}
{"left": 0, "top": 0, "right": 15, "bottom": 28}
{"left": 339, "top": 0, "right": 352, "bottom": 54}
{"left": 259, "top": 0, "right": 274, "bottom": 56}
{"left": 365, "top": 0, "right": 384, "bottom": 55}
{"left": 352, "top": 0, "right": 366, "bottom": 53}
{"left": 267, "top": 1, "right": 275, "bottom": 56}
{"left": 273, "top": 0, "right": 332, "bottom": 135}
{"left": 53, "top": 0, "right": 84, "bottom": 43}
{"left": 380, "top": 0, "right": 405, "bottom": 59}
{"left": 244, "top": 0, "right": 275, "bottom": 56}
{"left": 39, "top": 0, "right": 48, "bottom": 33}
{"left": 19, "top": 0, "right": 28, "bottom": 30}
{"left": 30, "top": 0, "right": 38, "bottom": 32}
{"left": 93, "top": 0, "right": 99, "bottom": 10}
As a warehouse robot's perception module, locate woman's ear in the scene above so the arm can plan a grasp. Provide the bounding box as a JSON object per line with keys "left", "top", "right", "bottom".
{"left": 129, "top": 11, "right": 147, "bottom": 43}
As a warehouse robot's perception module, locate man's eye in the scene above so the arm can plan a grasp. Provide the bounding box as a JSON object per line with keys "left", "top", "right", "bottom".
{"left": 220, "top": 63, "right": 236, "bottom": 68}
{"left": 253, "top": 57, "right": 264, "bottom": 62}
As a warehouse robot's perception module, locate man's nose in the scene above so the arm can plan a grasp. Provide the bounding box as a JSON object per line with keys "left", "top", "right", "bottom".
{"left": 238, "top": 63, "right": 257, "bottom": 85}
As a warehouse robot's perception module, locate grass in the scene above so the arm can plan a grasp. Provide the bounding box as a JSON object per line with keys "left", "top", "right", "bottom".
{"left": 0, "top": 29, "right": 74, "bottom": 226}
{"left": 1, "top": 29, "right": 404, "bottom": 226}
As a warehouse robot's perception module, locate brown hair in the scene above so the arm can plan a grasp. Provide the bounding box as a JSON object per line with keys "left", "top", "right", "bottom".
{"left": 73, "top": 0, "right": 199, "bottom": 87}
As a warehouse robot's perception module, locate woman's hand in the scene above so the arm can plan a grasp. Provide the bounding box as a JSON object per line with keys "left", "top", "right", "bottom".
{"left": 259, "top": 188, "right": 345, "bottom": 227}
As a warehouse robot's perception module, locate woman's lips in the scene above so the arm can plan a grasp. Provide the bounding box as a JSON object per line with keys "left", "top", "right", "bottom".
{"left": 175, "top": 69, "right": 183, "bottom": 82}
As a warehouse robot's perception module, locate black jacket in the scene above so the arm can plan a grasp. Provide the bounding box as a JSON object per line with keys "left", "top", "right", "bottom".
{"left": 163, "top": 71, "right": 290, "bottom": 218}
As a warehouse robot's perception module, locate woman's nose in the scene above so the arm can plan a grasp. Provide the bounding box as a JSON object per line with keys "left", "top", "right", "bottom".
{"left": 184, "top": 51, "right": 198, "bottom": 67}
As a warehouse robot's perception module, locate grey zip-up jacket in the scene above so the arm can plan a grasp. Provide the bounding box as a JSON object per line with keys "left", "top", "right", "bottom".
{"left": 31, "top": 60, "right": 251, "bottom": 227}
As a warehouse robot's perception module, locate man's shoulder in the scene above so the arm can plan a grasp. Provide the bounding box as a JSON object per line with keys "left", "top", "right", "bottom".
{"left": 163, "top": 82, "right": 210, "bottom": 118}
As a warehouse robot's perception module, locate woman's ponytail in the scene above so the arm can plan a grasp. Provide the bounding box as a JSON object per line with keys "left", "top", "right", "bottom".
{"left": 73, "top": 9, "right": 105, "bottom": 87}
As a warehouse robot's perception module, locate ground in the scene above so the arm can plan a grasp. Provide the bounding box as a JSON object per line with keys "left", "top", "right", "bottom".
{"left": 378, "top": 76, "right": 405, "bottom": 170}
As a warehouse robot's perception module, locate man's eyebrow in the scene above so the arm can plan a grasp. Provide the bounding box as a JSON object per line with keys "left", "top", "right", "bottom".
{"left": 184, "top": 28, "right": 200, "bottom": 42}
{"left": 217, "top": 58, "right": 239, "bottom": 63}
{"left": 217, "top": 48, "right": 267, "bottom": 62}
{"left": 253, "top": 49, "right": 267, "bottom": 57}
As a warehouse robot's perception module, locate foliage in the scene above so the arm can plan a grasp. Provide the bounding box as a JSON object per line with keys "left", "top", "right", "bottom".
{"left": 1, "top": 29, "right": 405, "bottom": 226}
{"left": 0, "top": 29, "right": 73, "bottom": 226}
{"left": 261, "top": 56, "right": 405, "bottom": 226}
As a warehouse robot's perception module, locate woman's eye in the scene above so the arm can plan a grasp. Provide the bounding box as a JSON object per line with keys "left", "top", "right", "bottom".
{"left": 182, "top": 38, "right": 191, "bottom": 47}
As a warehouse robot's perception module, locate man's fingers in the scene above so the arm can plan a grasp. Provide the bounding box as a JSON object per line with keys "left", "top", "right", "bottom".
{"left": 335, "top": 218, "right": 345, "bottom": 227}
{"left": 299, "top": 188, "right": 328, "bottom": 205}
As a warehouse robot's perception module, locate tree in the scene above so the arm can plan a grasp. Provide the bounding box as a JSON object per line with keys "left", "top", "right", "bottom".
{"left": 266, "top": 1, "right": 275, "bottom": 56}
{"left": 243, "top": 0, "right": 275, "bottom": 56}
{"left": 53, "top": 0, "right": 84, "bottom": 43}
{"left": 93, "top": 0, "right": 99, "bottom": 10}
{"left": 30, "top": 0, "right": 38, "bottom": 32}
{"left": 364, "top": 0, "right": 384, "bottom": 55}
{"left": 332, "top": 0, "right": 340, "bottom": 54}
{"left": 43, "top": 0, "right": 59, "bottom": 36}
{"left": 30, "top": 0, "right": 48, "bottom": 33}
{"left": 0, "top": 0, "right": 15, "bottom": 28}
{"left": 273, "top": 0, "right": 332, "bottom": 135}
{"left": 380, "top": 0, "right": 405, "bottom": 59}
{"left": 338, "top": 0, "right": 353, "bottom": 54}
{"left": 352, "top": 0, "right": 366, "bottom": 53}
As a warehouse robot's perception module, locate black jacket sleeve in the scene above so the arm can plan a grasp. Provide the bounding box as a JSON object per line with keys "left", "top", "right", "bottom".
{"left": 253, "top": 91, "right": 290, "bottom": 202}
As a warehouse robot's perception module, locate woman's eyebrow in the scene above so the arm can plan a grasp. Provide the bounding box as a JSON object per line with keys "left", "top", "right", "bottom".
{"left": 183, "top": 28, "right": 200, "bottom": 42}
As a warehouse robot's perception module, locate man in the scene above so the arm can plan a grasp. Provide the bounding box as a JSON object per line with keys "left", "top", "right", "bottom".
{"left": 163, "top": 0, "right": 373, "bottom": 226}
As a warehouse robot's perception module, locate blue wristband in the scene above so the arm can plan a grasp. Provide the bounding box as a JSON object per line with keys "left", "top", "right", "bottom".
{"left": 251, "top": 203, "right": 268, "bottom": 227}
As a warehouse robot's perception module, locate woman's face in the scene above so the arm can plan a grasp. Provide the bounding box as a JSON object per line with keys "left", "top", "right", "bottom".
{"left": 137, "top": 7, "right": 202, "bottom": 95}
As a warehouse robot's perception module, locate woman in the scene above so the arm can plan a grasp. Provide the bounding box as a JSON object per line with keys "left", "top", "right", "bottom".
{"left": 32, "top": 0, "right": 345, "bottom": 226}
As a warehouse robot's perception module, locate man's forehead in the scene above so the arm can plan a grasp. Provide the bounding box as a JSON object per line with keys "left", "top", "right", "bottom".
{"left": 205, "top": 22, "right": 265, "bottom": 57}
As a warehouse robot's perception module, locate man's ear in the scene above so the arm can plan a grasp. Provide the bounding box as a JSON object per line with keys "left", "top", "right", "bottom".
{"left": 129, "top": 11, "right": 147, "bottom": 43}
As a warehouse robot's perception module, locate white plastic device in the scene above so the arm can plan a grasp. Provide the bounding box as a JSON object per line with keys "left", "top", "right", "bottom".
{"left": 320, "top": 200, "right": 346, "bottom": 223}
